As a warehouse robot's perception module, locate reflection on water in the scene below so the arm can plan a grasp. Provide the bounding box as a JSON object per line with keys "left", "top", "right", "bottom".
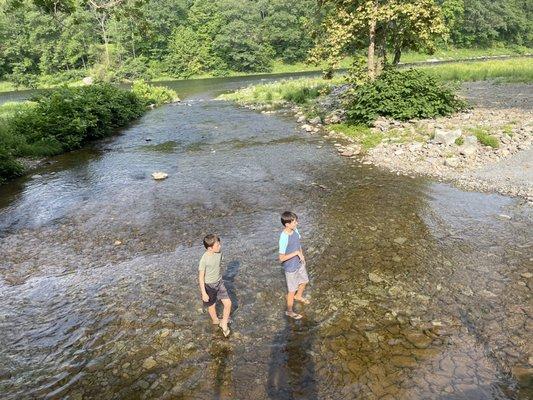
{"left": 0, "top": 75, "right": 531, "bottom": 399}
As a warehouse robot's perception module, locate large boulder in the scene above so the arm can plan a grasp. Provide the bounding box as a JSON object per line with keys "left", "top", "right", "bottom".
{"left": 434, "top": 128, "right": 462, "bottom": 145}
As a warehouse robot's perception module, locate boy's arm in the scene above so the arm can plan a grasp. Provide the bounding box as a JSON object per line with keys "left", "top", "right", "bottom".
{"left": 198, "top": 271, "right": 209, "bottom": 302}
{"left": 198, "top": 258, "right": 209, "bottom": 302}
{"left": 279, "top": 251, "right": 301, "bottom": 263}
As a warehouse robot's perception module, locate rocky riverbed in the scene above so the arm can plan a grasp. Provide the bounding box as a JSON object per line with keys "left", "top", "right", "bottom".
{"left": 1, "top": 75, "right": 532, "bottom": 399}
{"left": 254, "top": 81, "right": 533, "bottom": 201}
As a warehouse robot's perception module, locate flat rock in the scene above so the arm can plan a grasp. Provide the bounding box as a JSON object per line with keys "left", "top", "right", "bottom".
{"left": 434, "top": 128, "right": 461, "bottom": 145}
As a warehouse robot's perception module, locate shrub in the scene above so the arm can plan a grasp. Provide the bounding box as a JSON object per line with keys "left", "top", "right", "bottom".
{"left": 117, "top": 56, "right": 154, "bottom": 81}
{"left": 8, "top": 83, "right": 145, "bottom": 153}
{"left": 0, "top": 147, "right": 23, "bottom": 184}
{"left": 131, "top": 80, "right": 178, "bottom": 106}
{"left": 345, "top": 68, "right": 467, "bottom": 125}
{"left": 455, "top": 136, "right": 464, "bottom": 145}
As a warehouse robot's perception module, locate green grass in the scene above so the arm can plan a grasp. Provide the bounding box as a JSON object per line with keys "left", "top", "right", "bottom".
{"left": 218, "top": 76, "right": 344, "bottom": 105}
{"left": 328, "top": 123, "right": 383, "bottom": 150}
{"left": 467, "top": 126, "right": 500, "bottom": 148}
{"left": 401, "top": 46, "right": 532, "bottom": 63}
{"left": 419, "top": 58, "right": 533, "bottom": 83}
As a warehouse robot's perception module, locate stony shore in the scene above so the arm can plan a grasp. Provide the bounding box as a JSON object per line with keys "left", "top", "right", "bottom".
{"left": 254, "top": 81, "right": 533, "bottom": 202}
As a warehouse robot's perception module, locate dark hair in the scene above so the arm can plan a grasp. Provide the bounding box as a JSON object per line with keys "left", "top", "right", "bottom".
{"left": 203, "top": 234, "right": 220, "bottom": 249}
{"left": 281, "top": 211, "right": 298, "bottom": 227}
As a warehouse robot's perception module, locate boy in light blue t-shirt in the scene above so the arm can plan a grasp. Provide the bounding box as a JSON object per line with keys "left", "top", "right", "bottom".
{"left": 278, "top": 211, "right": 309, "bottom": 320}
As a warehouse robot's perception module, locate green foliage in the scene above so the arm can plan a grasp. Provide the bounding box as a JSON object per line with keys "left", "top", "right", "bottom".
{"left": 117, "top": 56, "right": 154, "bottom": 80}
{"left": 165, "top": 26, "right": 209, "bottom": 78}
{"left": 8, "top": 83, "right": 144, "bottom": 153}
{"left": 455, "top": 136, "right": 464, "bottom": 145}
{"left": 345, "top": 68, "right": 467, "bottom": 125}
{"left": 0, "top": 147, "right": 24, "bottom": 184}
{"left": 449, "top": 0, "right": 532, "bottom": 47}
{"left": 131, "top": 80, "right": 178, "bottom": 106}
{"left": 468, "top": 127, "right": 500, "bottom": 148}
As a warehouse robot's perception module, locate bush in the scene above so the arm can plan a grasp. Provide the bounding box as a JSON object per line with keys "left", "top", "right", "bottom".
{"left": 8, "top": 83, "right": 145, "bottom": 153}
{"left": 345, "top": 68, "right": 467, "bottom": 125}
{"left": 117, "top": 56, "right": 154, "bottom": 81}
{"left": 131, "top": 80, "right": 178, "bottom": 106}
{"left": 0, "top": 147, "right": 23, "bottom": 184}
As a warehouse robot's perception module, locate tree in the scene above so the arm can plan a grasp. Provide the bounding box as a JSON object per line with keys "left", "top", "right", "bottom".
{"left": 312, "top": 0, "right": 447, "bottom": 79}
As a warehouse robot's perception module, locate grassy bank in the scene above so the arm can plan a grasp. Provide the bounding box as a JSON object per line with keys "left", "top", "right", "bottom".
{"left": 219, "top": 76, "right": 345, "bottom": 105}
{"left": 0, "top": 82, "right": 177, "bottom": 184}
{"left": 419, "top": 57, "right": 533, "bottom": 83}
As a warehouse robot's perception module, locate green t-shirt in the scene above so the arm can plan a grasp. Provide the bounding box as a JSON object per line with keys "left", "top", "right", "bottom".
{"left": 198, "top": 251, "right": 222, "bottom": 284}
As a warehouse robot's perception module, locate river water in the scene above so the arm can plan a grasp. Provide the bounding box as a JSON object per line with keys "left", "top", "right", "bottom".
{"left": 0, "top": 75, "right": 531, "bottom": 399}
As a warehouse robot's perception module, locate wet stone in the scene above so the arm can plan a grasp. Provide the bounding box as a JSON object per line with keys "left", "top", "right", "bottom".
{"left": 391, "top": 355, "right": 418, "bottom": 368}
{"left": 394, "top": 237, "right": 408, "bottom": 245}
{"left": 142, "top": 357, "right": 157, "bottom": 370}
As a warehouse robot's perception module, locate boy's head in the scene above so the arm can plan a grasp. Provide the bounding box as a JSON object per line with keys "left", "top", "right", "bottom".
{"left": 203, "top": 234, "right": 221, "bottom": 252}
{"left": 281, "top": 211, "right": 298, "bottom": 229}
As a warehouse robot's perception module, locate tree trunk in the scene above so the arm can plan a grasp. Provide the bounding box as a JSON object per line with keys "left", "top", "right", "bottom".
{"left": 393, "top": 47, "right": 402, "bottom": 65}
{"left": 367, "top": 2, "right": 377, "bottom": 79}
{"left": 98, "top": 14, "right": 110, "bottom": 67}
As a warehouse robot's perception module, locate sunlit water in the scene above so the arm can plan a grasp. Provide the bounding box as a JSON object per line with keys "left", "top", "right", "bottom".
{"left": 0, "top": 76, "right": 531, "bottom": 399}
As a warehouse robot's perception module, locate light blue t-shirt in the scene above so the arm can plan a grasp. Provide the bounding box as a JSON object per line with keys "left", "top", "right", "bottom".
{"left": 279, "top": 229, "right": 302, "bottom": 273}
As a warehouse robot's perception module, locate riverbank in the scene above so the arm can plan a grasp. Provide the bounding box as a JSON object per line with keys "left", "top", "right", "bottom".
{"left": 1, "top": 47, "right": 531, "bottom": 93}
{"left": 219, "top": 68, "right": 533, "bottom": 201}
{"left": 0, "top": 82, "right": 178, "bottom": 184}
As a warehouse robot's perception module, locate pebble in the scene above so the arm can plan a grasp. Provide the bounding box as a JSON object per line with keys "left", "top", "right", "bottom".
{"left": 142, "top": 357, "right": 157, "bottom": 370}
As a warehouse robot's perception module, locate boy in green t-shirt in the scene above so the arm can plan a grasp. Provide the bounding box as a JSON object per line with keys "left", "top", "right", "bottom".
{"left": 198, "top": 234, "right": 231, "bottom": 337}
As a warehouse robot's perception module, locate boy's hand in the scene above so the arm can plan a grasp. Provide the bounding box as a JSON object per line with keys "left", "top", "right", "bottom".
{"left": 202, "top": 293, "right": 209, "bottom": 302}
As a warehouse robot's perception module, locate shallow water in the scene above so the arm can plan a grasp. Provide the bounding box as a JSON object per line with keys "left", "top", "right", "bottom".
{"left": 0, "top": 76, "right": 531, "bottom": 400}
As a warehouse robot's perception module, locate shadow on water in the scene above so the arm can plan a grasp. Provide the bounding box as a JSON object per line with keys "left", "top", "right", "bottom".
{"left": 209, "top": 341, "right": 233, "bottom": 400}
{"left": 266, "top": 315, "right": 318, "bottom": 400}
{"left": 222, "top": 260, "right": 241, "bottom": 315}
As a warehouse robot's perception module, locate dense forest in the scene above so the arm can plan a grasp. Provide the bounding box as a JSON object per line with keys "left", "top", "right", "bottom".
{"left": 0, "top": 0, "right": 531, "bottom": 87}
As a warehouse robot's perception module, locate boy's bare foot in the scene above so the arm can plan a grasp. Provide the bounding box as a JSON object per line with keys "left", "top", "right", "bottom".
{"left": 285, "top": 311, "right": 303, "bottom": 320}
{"left": 294, "top": 297, "right": 310, "bottom": 305}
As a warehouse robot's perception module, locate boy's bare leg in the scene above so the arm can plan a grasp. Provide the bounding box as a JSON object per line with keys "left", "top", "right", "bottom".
{"left": 287, "top": 291, "right": 296, "bottom": 312}
{"left": 207, "top": 304, "right": 219, "bottom": 324}
{"left": 220, "top": 298, "right": 232, "bottom": 329}
{"left": 294, "top": 283, "right": 307, "bottom": 301}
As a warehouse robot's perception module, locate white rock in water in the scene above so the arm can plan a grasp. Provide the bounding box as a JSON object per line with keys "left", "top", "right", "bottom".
{"left": 434, "top": 128, "right": 462, "bottom": 145}
{"left": 152, "top": 172, "right": 168, "bottom": 180}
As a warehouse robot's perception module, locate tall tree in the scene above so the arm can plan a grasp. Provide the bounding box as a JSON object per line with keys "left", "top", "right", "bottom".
{"left": 312, "top": 0, "right": 447, "bottom": 78}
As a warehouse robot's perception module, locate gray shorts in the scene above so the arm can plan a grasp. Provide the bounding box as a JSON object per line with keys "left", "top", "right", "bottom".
{"left": 204, "top": 280, "right": 229, "bottom": 307}
{"left": 285, "top": 263, "right": 309, "bottom": 293}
